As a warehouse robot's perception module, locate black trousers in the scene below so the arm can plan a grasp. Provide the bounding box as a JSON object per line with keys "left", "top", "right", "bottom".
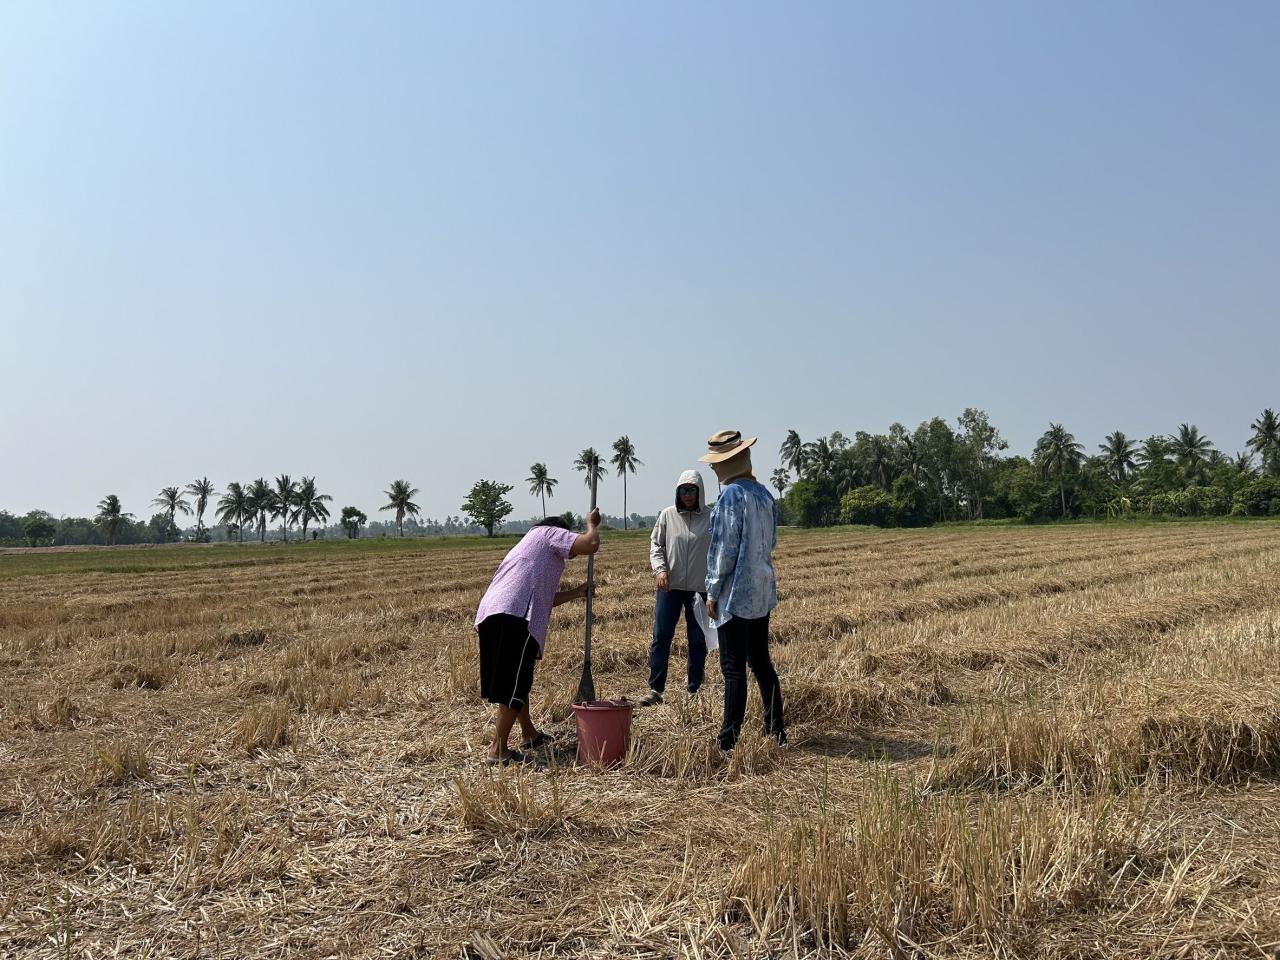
{"left": 717, "top": 613, "right": 785, "bottom": 750}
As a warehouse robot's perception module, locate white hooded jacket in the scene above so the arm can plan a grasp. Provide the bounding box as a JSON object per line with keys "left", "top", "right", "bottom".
{"left": 649, "top": 470, "right": 711, "bottom": 592}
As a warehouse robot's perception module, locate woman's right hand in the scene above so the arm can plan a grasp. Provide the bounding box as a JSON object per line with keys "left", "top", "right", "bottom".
{"left": 587, "top": 507, "right": 601, "bottom": 528}
{"left": 656, "top": 571, "right": 669, "bottom": 592}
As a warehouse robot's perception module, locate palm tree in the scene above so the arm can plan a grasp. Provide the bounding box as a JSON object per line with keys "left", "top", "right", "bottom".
{"left": 1033, "top": 424, "right": 1084, "bottom": 517}
{"left": 865, "top": 435, "right": 894, "bottom": 490}
{"left": 1099, "top": 431, "right": 1137, "bottom": 482}
{"left": 184, "top": 477, "right": 215, "bottom": 535}
{"left": 291, "top": 476, "right": 333, "bottom": 540}
{"left": 245, "top": 477, "right": 274, "bottom": 542}
{"left": 380, "top": 479, "right": 421, "bottom": 536}
{"left": 770, "top": 468, "right": 789, "bottom": 497}
{"left": 1248, "top": 408, "right": 1280, "bottom": 475}
{"left": 1135, "top": 435, "right": 1171, "bottom": 473}
{"left": 800, "top": 436, "right": 834, "bottom": 482}
{"left": 94, "top": 495, "right": 132, "bottom": 545}
{"left": 890, "top": 425, "right": 919, "bottom": 480}
{"left": 216, "top": 482, "right": 251, "bottom": 543}
{"left": 779, "top": 430, "right": 804, "bottom": 477}
{"left": 610, "top": 436, "right": 643, "bottom": 529}
{"left": 1170, "top": 423, "right": 1214, "bottom": 482}
{"left": 574, "top": 448, "right": 605, "bottom": 489}
{"left": 150, "top": 486, "right": 191, "bottom": 541}
{"left": 526, "top": 463, "right": 557, "bottom": 518}
{"left": 1233, "top": 452, "right": 1258, "bottom": 477}
{"left": 269, "top": 475, "right": 300, "bottom": 542}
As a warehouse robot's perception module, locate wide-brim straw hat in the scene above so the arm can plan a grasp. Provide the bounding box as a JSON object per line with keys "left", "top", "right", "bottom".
{"left": 698, "top": 429, "right": 757, "bottom": 463}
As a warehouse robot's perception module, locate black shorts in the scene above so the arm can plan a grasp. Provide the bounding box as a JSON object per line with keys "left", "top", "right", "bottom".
{"left": 478, "top": 614, "right": 539, "bottom": 709}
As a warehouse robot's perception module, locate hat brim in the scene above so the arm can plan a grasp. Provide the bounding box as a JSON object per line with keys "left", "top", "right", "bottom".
{"left": 698, "top": 436, "right": 757, "bottom": 463}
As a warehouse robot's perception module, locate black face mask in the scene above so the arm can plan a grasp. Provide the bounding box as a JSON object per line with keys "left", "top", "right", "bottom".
{"left": 676, "top": 486, "right": 699, "bottom": 511}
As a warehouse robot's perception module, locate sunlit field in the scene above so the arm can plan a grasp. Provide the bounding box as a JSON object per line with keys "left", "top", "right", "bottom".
{"left": 2, "top": 523, "right": 1279, "bottom": 959}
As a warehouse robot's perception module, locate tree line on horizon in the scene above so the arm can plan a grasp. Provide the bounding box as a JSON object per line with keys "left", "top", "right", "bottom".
{"left": 6, "top": 415, "right": 1279, "bottom": 547}
{"left": 771, "top": 407, "right": 1280, "bottom": 527}
{"left": 1, "top": 437, "right": 649, "bottom": 547}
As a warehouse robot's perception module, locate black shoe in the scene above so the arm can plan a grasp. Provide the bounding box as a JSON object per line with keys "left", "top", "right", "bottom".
{"left": 521, "top": 732, "right": 554, "bottom": 750}
{"left": 639, "top": 689, "right": 664, "bottom": 707}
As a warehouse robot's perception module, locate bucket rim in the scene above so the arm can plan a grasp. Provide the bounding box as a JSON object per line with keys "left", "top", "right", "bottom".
{"left": 571, "top": 698, "right": 633, "bottom": 712}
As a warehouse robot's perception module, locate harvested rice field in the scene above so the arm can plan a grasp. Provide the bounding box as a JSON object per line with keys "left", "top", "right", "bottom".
{"left": 2, "top": 523, "right": 1279, "bottom": 959}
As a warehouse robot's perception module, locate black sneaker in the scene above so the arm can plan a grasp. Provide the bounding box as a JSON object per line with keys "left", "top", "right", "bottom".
{"left": 639, "top": 689, "right": 664, "bottom": 707}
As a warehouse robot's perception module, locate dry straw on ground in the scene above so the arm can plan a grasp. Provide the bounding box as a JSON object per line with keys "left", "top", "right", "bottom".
{"left": 2, "top": 523, "right": 1279, "bottom": 958}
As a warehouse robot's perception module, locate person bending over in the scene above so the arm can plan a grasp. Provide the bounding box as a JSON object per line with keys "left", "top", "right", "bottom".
{"left": 473, "top": 510, "right": 600, "bottom": 763}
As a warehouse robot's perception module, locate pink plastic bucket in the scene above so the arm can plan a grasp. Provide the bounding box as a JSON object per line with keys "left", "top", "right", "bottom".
{"left": 572, "top": 699, "right": 633, "bottom": 767}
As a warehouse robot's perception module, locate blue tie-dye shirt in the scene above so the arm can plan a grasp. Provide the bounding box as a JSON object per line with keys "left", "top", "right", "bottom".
{"left": 705, "top": 478, "right": 778, "bottom": 626}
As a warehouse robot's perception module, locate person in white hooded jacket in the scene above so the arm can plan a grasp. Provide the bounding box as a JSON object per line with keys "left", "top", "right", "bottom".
{"left": 641, "top": 470, "right": 711, "bottom": 705}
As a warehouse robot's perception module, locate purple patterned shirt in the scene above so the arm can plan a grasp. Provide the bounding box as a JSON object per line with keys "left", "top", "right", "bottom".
{"left": 475, "top": 526, "right": 580, "bottom": 654}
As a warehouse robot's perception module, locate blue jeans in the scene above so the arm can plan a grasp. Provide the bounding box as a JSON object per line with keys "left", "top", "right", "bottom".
{"left": 648, "top": 589, "right": 707, "bottom": 694}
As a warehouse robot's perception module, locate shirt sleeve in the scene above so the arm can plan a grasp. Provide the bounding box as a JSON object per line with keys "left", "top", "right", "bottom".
{"left": 649, "top": 510, "right": 667, "bottom": 573}
{"left": 547, "top": 527, "right": 578, "bottom": 560}
{"left": 705, "top": 489, "right": 742, "bottom": 602}
{"left": 770, "top": 494, "right": 779, "bottom": 552}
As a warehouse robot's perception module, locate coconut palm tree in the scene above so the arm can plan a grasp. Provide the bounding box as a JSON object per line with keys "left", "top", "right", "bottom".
{"left": 526, "top": 463, "right": 557, "bottom": 518}
{"left": 381, "top": 479, "right": 421, "bottom": 536}
{"left": 779, "top": 430, "right": 804, "bottom": 477}
{"left": 800, "top": 436, "right": 834, "bottom": 482}
{"left": 1135, "top": 435, "right": 1170, "bottom": 472}
{"left": 864, "top": 435, "right": 894, "bottom": 490}
{"left": 150, "top": 486, "right": 191, "bottom": 541}
{"left": 1099, "top": 431, "right": 1137, "bottom": 482}
{"left": 770, "top": 468, "right": 789, "bottom": 497}
{"left": 890, "top": 425, "right": 919, "bottom": 480}
{"left": 1170, "top": 423, "right": 1214, "bottom": 482}
{"left": 184, "top": 477, "right": 216, "bottom": 535}
{"left": 291, "top": 476, "right": 333, "bottom": 540}
{"left": 1033, "top": 424, "right": 1084, "bottom": 517}
{"left": 1248, "top": 408, "right": 1280, "bottom": 475}
{"left": 270, "top": 475, "right": 300, "bottom": 542}
{"left": 610, "top": 436, "right": 643, "bottom": 529}
{"left": 245, "top": 477, "right": 274, "bottom": 542}
{"left": 1233, "top": 452, "right": 1258, "bottom": 477}
{"left": 94, "top": 495, "right": 132, "bottom": 545}
{"left": 574, "top": 448, "right": 605, "bottom": 490}
{"left": 216, "top": 482, "right": 251, "bottom": 542}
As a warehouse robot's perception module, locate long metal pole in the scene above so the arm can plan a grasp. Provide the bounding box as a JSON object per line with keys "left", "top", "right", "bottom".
{"left": 576, "top": 457, "right": 598, "bottom": 704}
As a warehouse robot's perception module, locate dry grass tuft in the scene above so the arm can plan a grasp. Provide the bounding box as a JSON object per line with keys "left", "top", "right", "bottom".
{"left": 232, "top": 702, "right": 294, "bottom": 753}
{"left": 225, "top": 628, "right": 268, "bottom": 646}
{"left": 91, "top": 741, "right": 150, "bottom": 784}
{"left": 31, "top": 696, "right": 80, "bottom": 730}
{"left": 453, "top": 766, "right": 567, "bottom": 835}
{"left": 21, "top": 793, "right": 179, "bottom": 866}
{"left": 246, "top": 666, "right": 367, "bottom": 713}
{"left": 932, "top": 614, "right": 1280, "bottom": 790}
{"left": 102, "top": 657, "right": 173, "bottom": 690}
{"left": 726, "top": 772, "right": 1157, "bottom": 950}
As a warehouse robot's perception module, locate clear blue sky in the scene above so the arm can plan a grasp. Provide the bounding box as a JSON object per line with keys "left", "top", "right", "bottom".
{"left": 2, "top": 2, "right": 1277, "bottom": 523}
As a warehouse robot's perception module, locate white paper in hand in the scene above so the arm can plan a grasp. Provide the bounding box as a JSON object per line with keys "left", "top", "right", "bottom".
{"left": 693, "top": 594, "right": 719, "bottom": 653}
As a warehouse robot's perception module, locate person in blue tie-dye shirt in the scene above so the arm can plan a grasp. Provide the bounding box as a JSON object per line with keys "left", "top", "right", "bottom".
{"left": 700, "top": 430, "right": 787, "bottom": 751}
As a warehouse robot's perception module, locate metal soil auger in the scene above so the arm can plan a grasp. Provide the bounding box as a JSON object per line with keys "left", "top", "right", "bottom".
{"left": 572, "top": 452, "right": 633, "bottom": 766}
{"left": 575, "top": 462, "right": 598, "bottom": 705}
